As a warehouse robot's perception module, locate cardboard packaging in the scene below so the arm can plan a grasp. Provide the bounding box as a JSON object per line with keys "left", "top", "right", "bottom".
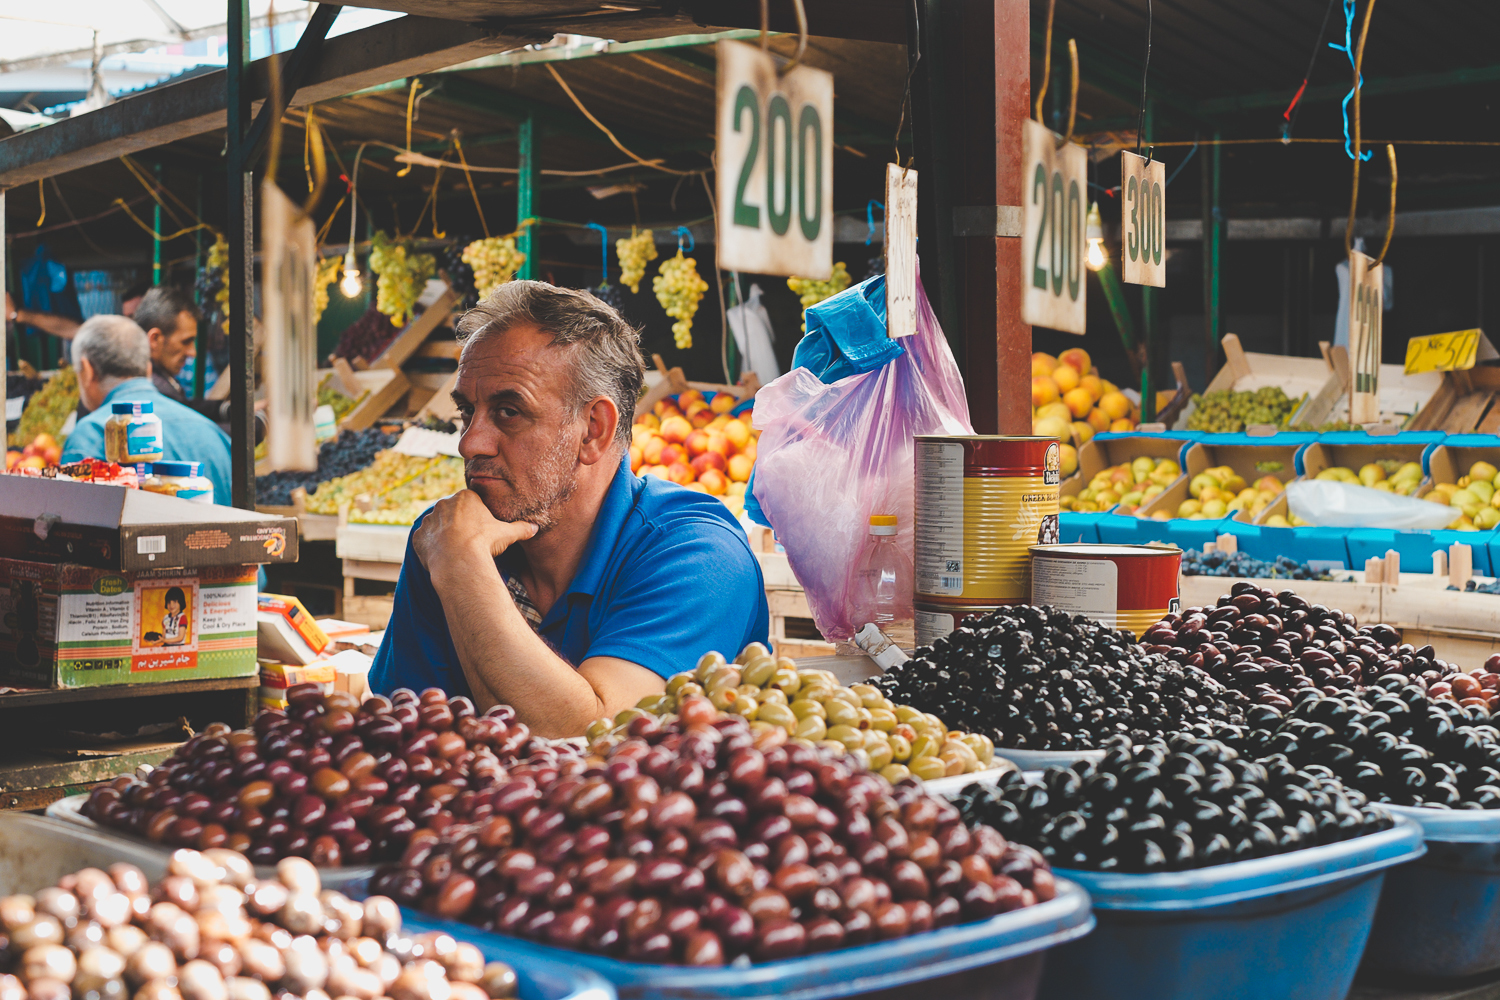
{"left": 0, "top": 475, "right": 297, "bottom": 571}
{"left": 0, "top": 557, "right": 258, "bottom": 688}
{"left": 256, "top": 594, "right": 330, "bottom": 665}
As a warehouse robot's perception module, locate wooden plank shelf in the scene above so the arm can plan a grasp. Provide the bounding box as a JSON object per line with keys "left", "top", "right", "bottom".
{"left": 0, "top": 675, "right": 257, "bottom": 709}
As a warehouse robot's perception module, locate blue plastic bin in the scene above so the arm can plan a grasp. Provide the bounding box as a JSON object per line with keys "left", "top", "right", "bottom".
{"left": 1058, "top": 511, "right": 1103, "bottom": 543}
{"left": 1346, "top": 528, "right": 1496, "bottom": 575}
{"left": 1037, "top": 818, "right": 1425, "bottom": 1000}
{"left": 401, "top": 879, "right": 1094, "bottom": 1000}
{"left": 1365, "top": 805, "right": 1500, "bottom": 978}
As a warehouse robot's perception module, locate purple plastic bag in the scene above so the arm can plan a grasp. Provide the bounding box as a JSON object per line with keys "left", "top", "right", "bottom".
{"left": 750, "top": 270, "right": 972, "bottom": 643}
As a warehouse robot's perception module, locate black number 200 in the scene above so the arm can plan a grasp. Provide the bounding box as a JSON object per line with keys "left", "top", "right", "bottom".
{"left": 731, "top": 84, "right": 823, "bottom": 241}
{"left": 1031, "top": 164, "right": 1082, "bottom": 301}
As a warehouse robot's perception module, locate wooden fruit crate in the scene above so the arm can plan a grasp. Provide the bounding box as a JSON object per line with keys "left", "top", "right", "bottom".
{"left": 747, "top": 525, "right": 835, "bottom": 657}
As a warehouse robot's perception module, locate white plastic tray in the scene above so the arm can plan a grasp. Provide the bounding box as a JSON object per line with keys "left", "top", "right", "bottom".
{"left": 45, "top": 795, "right": 375, "bottom": 892}
{"left": 993, "top": 747, "right": 1106, "bottom": 770}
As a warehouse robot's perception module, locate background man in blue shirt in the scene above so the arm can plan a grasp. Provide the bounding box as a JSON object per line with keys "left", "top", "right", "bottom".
{"left": 60, "top": 315, "right": 233, "bottom": 504}
{"left": 369, "top": 281, "right": 769, "bottom": 737}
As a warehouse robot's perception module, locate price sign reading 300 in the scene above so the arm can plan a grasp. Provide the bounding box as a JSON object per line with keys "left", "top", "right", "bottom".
{"left": 715, "top": 40, "right": 833, "bottom": 279}
{"left": 1120, "top": 150, "right": 1165, "bottom": 287}
{"left": 1020, "top": 119, "right": 1087, "bottom": 334}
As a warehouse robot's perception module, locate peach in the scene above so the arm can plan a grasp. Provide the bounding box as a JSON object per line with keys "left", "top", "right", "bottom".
{"left": 643, "top": 464, "right": 670, "bottom": 480}
{"left": 690, "top": 409, "right": 716, "bottom": 429}
{"left": 1058, "top": 348, "right": 1092, "bottom": 375}
{"left": 631, "top": 424, "right": 656, "bottom": 446}
{"left": 706, "top": 432, "right": 730, "bottom": 459}
{"left": 1086, "top": 407, "right": 1111, "bottom": 433}
{"left": 698, "top": 468, "right": 729, "bottom": 495}
{"left": 679, "top": 389, "right": 705, "bottom": 407}
{"left": 1109, "top": 417, "right": 1135, "bottom": 432}
{"left": 692, "top": 452, "right": 727, "bottom": 475}
{"left": 1032, "top": 376, "right": 1060, "bottom": 407}
{"left": 683, "top": 482, "right": 709, "bottom": 493}
{"left": 19, "top": 455, "right": 45, "bottom": 470}
{"left": 723, "top": 420, "right": 751, "bottom": 452}
{"left": 684, "top": 429, "right": 711, "bottom": 458}
{"left": 728, "top": 453, "right": 754, "bottom": 482}
{"left": 1051, "top": 363, "right": 1081, "bottom": 394}
{"left": 743, "top": 439, "right": 758, "bottom": 462}
{"left": 629, "top": 445, "right": 644, "bottom": 473}
{"left": 660, "top": 415, "right": 692, "bottom": 444}
{"left": 667, "top": 462, "right": 695, "bottom": 486}
{"left": 642, "top": 436, "right": 667, "bottom": 465}
{"left": 707, "top": 415, "right": 732, "bottom": 432}
{"left": 635, "top": 412, "right": 660, "bottom": 430}
{"left": 1062, "top": 387, "right": 1094, "bottom": 419}
{"left": 685, "top": 399, "right": 710, "bottom": 419}
{"left": 1032, "top": 352, "right": 1058, "bottom": 376}
{"left": 709, "top": 392, "right": 738, "bottom": 414}
{"left": 653, "top": 399, "right": 680, "bottom": 418}
{"left": 1078, "top": 374, "right": 1102, "bottom": 402}
{"left": 1098, "top": 391, "right": 1131, "bottom": 421}
{"left": 659, "top": 442, "right": 687, "bottom": 467}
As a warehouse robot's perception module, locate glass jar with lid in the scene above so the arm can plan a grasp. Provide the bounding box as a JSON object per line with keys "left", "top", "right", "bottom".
{"left": 104, "top": 401, "right": 164, "bottom": 464}
{"left": 142, "top": 461, "right": 214, "bottom": 504}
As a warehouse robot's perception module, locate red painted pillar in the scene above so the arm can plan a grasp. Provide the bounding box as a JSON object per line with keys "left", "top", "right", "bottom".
{"left": 993, "top": 0, "right": 1032, "bottom": 435}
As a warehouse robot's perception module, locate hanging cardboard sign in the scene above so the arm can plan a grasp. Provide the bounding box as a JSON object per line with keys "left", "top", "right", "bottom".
{"left": 1119, "top": 150, "right": 1165, "bottom": 287}
{"left": 1404, "top": 328, "right": 1496, "bottom": 375}
{"left": 261, "top": 180, "right": 319, "bottom": 472}
{"left": 884, "top": 163, "right": 918, "bottom": 339}
{"left": 1348, "top": 249, "right": 1384, "bottom": 425}
{"left": 1020, "top": 119, "right": 1087, "bottom": 334}
{"left": 715, "top": 40, "right": 833, "bottom": 279}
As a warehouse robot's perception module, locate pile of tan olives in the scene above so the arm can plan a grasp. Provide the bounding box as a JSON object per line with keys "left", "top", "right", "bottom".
{"left": 0, "top": 850, "right": 521, "bottom": 1000}
{"left": 588, "top": 645, "right": 999, "bottom": 784}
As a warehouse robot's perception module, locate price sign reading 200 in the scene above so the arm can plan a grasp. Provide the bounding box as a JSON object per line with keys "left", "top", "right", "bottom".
{"left": 716, "top": 40, "right": 833, "bottom": 279}
{"left": 1020, "top": 119, "right": 1087, "bottom": 334}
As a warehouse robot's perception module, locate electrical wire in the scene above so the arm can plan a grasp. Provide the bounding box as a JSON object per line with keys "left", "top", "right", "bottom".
{"left": 544, "top": 63, "right": 703, "bottom": 176}
{"left": 1135, "top": 0, "right": 1152, "bottom": 157}
{"left": 1376, "top": 143, "right": 1397, "bottom": 263}
{"left": 1035, "top": 0, "right": 1056, "bottom": 123}
{"left": 1282, "top": 0, "right": 1339, "bottom": 139}
{"left": 1343, "top": 0, "right": 1378, "bottom": 255}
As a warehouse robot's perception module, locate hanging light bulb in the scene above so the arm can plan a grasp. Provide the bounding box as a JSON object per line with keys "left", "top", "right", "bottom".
{"left": 340, "top": 249, "right": 363, "bottom": 298}
{"left": 1085, "top": 201, "right": 1106, "bottom": 271}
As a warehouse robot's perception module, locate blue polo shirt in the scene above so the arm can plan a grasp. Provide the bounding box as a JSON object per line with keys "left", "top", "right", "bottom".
{"left": 60, "top": 377, "right": 233, "bottom": 505}
{"left": 369, "top": 455, "right": 770, "bottom": 698}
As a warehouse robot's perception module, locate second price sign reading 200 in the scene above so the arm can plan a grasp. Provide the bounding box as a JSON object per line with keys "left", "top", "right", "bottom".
{"left": 1020, "top": 119, "right": 1087, "bottom": 334}
{"left": 715, "top": 40, "right": 833, "bottom": 279}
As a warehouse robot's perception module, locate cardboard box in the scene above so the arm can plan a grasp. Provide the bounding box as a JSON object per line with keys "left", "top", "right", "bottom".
{"left": 258, "top": 660, "right": 336, "bottom": 690}
{"left": 257, "top": 594, "right": 330, "bottom": 665}
{"left": 1175, "top": 334, "right": 1344, "bottom": 430}
{"left": 0, "top": 557, "right": 258, "bottom": 688}
{"left": 1140, "top": 437, "right": 1316, "bottom": 524}
{"left": 0, "top": 476, "right": 298, "bottom": 571}
{"left": 1062, "top": 433, "right": 1193, "bottom": 508}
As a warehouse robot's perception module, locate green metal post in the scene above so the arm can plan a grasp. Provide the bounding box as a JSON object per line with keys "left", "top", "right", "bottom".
{"left": 517, "top": 113, "right": 537, "bottom": 280}
{"left": 1139, "top": 100, "right": 1157, "bottom": 421}
{"left": 152, "top": 162, "right": 163, "bottom": 286}
{"left": 193, "top": 175, "right": 206, "bottom": 400}
{"left": 1096, "top": 260, "right": 1139, "bottom": 368}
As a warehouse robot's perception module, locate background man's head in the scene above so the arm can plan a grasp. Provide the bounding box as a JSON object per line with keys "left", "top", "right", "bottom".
{"left": 72, "top": 315, "right": 151, "bottom": 412}
{"left": 134, "top": 286, "right": 199, "bottom": 378}
{"left": 452, "top": 281, "right": 645, "bottom": 528}
{"left": 120, "top": 283, "right": 150, "bottom": 319}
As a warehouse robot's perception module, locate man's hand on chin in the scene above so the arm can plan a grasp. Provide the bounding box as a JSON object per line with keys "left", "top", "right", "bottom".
{"left": 412, "top": 489, "right": 537, "bottom": 576}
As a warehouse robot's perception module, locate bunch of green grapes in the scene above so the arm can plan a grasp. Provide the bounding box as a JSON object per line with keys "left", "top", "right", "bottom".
{"left": 369, "top": 231, "right": 436, "bottom": 327}
{"left": 9, "top": 367, "right": 78, "bottom": 448}
{"left": 787, "top": 261, "right": 852, "bottom": 309}
{"left": 316, "top": 374, "right": 366, "bottom": 423}
{"left": 462, "top": 236, "right": 526, "bottom": 300}
{"left": 313, "top": 255, "right": 341, "bottom": 323}
{"left": 616, "top": 229, "right": 657, "bottom": 294}
{"left": 1186, "top": 386, "right": 1301, "bottom": 433}
{"left": 654, "top": 251, "right": 709, "bottom": 350}
{"left": 205, "top": 235, "right": 230, "bottom": 318}
{"left": 304, "top": 451, "right": 437, "bottom": 514}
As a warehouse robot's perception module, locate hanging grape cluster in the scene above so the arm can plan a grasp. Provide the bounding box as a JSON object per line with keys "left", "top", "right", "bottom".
{"left": 787, "top": 261, "right": 853, "bottom": 310}
{"left": 616, "top": 228, "right": 657, "bottom": 294}
{"left": 439, "top": 238, "right": 479, "bottom": 309}
{"left": 194, "top": 235, "right": 230, "bottom": 329}
{"left": 592, "top": 282, "right": 628, "bottom": 314}
{"left": 369, "top": 230, "right": 436, "bottom": 327}
{"left": 313, "top": 254, "right": 341, "bottom": 323}
{"left": 654, "top": 250, "right": 709, "bottom": 350}
{"left": 462, "top": 235, "right": 526, "bottom": 300}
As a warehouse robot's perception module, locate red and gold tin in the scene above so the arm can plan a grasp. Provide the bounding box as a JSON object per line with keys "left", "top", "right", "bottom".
{"left": 914, "top": 436, "right": 1061, "bottom": 607}
{"left": 913, "top": 601, "right": 1011, "bottom": 646}
{"left": 1028, "top": 543, "right": 1182, "bottom": 638}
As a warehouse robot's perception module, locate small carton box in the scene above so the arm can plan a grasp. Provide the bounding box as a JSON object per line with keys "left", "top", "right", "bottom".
{"left": 257, "top": 594, "right": 330, "bottom": 665}
{"left": 0, "top": 557, "right": 258, "bottom": 688}
{"left": 258, "top": 660, "right": 336, "bottom": 691}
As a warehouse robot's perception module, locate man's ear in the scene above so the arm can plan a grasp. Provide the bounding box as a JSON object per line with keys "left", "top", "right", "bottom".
{"left": 147, "top": 328, "right": 164, "bottom": 348}
{"left": 579, "top": 396, "right": 620, "bottom": 466}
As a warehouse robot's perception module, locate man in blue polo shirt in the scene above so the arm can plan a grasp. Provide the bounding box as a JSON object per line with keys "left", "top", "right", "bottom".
{"left": 369, "top": 281, "right": 769, "bottom": 737}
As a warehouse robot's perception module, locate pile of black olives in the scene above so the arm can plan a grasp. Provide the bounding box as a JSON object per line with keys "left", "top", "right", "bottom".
{"left": 956, "top": 733, "right": 1393, "bottom": 873}
{"left": 1181, "top": 550, "right": 1331, "bottom": 581}
{"left": 256, "top": 427, "right": 400, "bottom": 506}
{"left": 1144, "top": 583, "right": 1466, "bottom": 706}
{"left": 1210, "top": 678, "right": 1500, "bottom": 809}
{"left": 875, "top": 606, "right": 1247, "bottom": 751}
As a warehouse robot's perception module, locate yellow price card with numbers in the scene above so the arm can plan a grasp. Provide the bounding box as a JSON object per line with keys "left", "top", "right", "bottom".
{"left": 1405, "top": 329, "right": 1491, "bottom": 375}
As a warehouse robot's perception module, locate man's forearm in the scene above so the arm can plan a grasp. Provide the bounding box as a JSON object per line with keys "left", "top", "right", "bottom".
{"left": 430, "top": 557, "right": 605, "bottom": 737}
{"left": 17, "top": 310, "right": 80, "bottom": 340}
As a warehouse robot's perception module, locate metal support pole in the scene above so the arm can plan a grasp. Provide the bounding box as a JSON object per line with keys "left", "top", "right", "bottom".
{"left": 1, "top": 190, "right": 7, "bottom": 428}
{"left": 152, "top": 163, "right": 163, "bottom": 285}
{"left": 193, "top": 175, "right": 206, "bottom": 400}
{"left": 1096, "top": 260, "right": 1141, "bottom": 380}
{"left": 993, "top": 0, "right": 1032, "bottom": 435}
{"left": 1205, "top": 131, "right": 1223, "bottom": 382}
{"left": 517, "top": 113, "right": 537, "bottom": 280}
{"left": 226, "top": 0, "right": 255, "bottom": 509}
{"left": 1140, "top": 100, "right": 1157, "bottom": 422}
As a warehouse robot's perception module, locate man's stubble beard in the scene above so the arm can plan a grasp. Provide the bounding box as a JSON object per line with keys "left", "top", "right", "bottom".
{"left": 465, "top": 429, "right": 579, "bottom": 531}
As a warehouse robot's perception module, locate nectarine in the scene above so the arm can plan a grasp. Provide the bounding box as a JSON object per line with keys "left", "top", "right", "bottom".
{"left": 659, "top": 443, "right": 686, "bottom": 467}
{"left": 698, "top": 468, "right": 729, "bottom": 495}
{"left": 709, "top": 392, "right": 737, "bottom": 414}
{"left": 684, "top": 429, "right": 711, "bottom": 458}
{"left": 1058, "top": 348, "right": 1091, "bottom": 375}
{"left": 1051, "top": 363, "right": 1081, "bottom": 394}
{"left": 1031, "top": 376, "right": 1060, "bottom": 406}
{"left": 642, "top": 437, "right": 667, "bottom": 465}
{"left": 667, "top": 462, "right": 695, "bottom": 486}
{"left": 690, "top": 409, "right": 715, "bottom": 429}
{"left": 629, "top": 445, "right": 644, "bottom": 472}
{"left": 660, "top": 415, "right": 692, "bottom": 444}
{"left": 692, "top": 452, "right": 727, "bottom": 475}
{"left": 1062, "top": 387, "right": 1094, "bottom": 419}
{"left": 635, "top": 412, "right": 660, "bottom": 430}
{"left": 723, "top": 420, "right": 751, "bottom": 452}
{"left": 727, "top": 453, "right": 753, "bottom": 482}
{"left": 1031, "top": 352, "right": 1058, "bottom": 376}
{"left": 643, "top": 464, "right": 670, "bottom": 479}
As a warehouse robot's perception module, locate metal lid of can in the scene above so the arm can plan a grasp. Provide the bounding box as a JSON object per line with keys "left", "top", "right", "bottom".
{"left": 1030, "top": 543, "right": 1182, "bottom": 557}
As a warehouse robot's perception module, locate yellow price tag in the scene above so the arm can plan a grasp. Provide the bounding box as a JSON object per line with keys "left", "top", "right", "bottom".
{"left": 1406, "top": 329, "right": 1482, "bottom": 375}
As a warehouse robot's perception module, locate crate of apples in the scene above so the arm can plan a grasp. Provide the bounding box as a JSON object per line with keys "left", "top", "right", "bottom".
{"left": 1031, "top": 349, "right": 1138, "bottom": 453}
{"left": 632, "top": 390, "right": 757, "bottom": 517}
{"left": 1166, "top": 465, "right": 1277, "bottom": 520}
{"left": 1062, "top": 456, "right": 1179, "bottom": 514}
{"left": 1426, "top": 460, "right": 1500, "bottom": 531}
{"left": 5, "top": 432, "right": 62, "bottom": 472}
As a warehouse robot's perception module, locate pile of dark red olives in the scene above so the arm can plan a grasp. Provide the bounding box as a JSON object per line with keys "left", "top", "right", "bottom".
{"left": 956, "top": 733, "right": 1393, "bottom": 873}
{"left": 1145, "top": 583, "right": 1468, "bottom": 706}
{"left": 1209, "top": 678, "right": 1500, "bottom": 809}
{"left": 874, "top": 605, "right": 1247, "bottom": 751}
{"left": 0, "top": 850, "right": 523, "bottom": 1000}
{"left": 370, "top": 695, "right": 1056, "bottom": 966}
{"left": 81, "top": 686, "right": 579, "bottom": 866}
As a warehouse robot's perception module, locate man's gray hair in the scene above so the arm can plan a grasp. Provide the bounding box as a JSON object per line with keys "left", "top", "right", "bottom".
{"left": 72, "top": 315, "right": 151, "bottom": 384}
{"left": 456, "top": 280, "right": 646, "bottom": 448}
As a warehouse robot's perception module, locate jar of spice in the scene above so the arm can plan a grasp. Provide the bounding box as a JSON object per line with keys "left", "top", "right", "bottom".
{"left": 104, "top": 401, "right": 164, "bottom": 464}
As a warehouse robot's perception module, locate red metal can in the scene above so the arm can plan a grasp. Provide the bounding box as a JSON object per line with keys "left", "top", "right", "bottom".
{"left": 1028, "top": 543, "right": 1182, "bottom": 638}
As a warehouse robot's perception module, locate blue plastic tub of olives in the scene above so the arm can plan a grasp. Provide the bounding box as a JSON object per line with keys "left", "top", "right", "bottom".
{"left": 1363, "top": 805, "right": 1500, "bottom": 978}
